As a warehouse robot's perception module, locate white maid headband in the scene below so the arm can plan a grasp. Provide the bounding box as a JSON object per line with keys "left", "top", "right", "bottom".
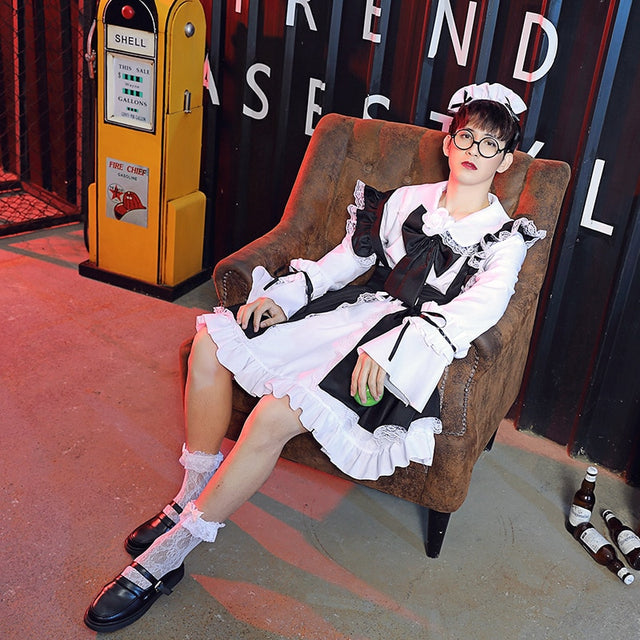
{"left": 448, "top": 82, "right": 527, "bottom": 121}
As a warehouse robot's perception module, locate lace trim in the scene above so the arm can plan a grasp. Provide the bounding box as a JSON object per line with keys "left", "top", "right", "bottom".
{"left": 357, "top": 291, "right": 390, "bottom": 304}
{"left": 213, "top": 306, "right": 232, "bottom": 317}
{"left": 443, "top": 217, "right": 546, "bottom": 270}
{"left": 180, "top": 502, "right": 225, "bottom": 542}
{"left": 353, "top": 179, "right": 366, "bottom": 209}
{"left": 372, "top": 418, "right": 443, "bottom": 446}
{"left": 345, "top": 181, "right": 375, "bottom": 267}
{"left": 302, "top": 292, "right": 392, "bottom": 324}
{"left": 355, "top": 254, "right": 377, "bottom": 268}
{"left": 438, "top": 365, "right": 449, "bottom": 411}
{"left": 479, "top": 218, "right": 546, "bottom": 253}
{"left": 346, "top": 207, "right": 357, "bottom": 237}
{"left": 511, "top": 217, "right": 547, "bottom": 248}
{"left": 441, "top": 231, "right": 480, "bottom": 257}
{"left": 461, "top": 273, "right": 478, "bottom": 293}
{"left": 179, "top": 444, "right": 224, "bottom": 473}
{"left": 373, "top": 424, "right": 408, "bottom": 444}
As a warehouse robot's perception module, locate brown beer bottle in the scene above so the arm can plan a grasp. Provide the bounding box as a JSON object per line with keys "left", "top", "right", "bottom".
{"left": 573, "top": 522, "right": 634, "bottom": 584}
{"left": 602, "top": 509, "right": 640, "bottom": 570}
{"left": 566, "top": 466, "right": 597, "bottom": 534}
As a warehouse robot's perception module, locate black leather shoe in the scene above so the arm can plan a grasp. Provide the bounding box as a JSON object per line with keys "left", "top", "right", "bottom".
{"left": 125, "top": 501, "right": 183, "bottom": 557}
{"left": 84, "top": 561, "right": 184, "bottom": 632}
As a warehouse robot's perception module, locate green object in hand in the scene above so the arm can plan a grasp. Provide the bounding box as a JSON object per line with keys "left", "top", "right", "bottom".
{"left": 354, "top": 386, "right": 383, "bottom": 406}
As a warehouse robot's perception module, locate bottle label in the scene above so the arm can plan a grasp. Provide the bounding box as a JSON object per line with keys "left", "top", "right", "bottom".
{"left": 579, "top": 527, "right": 608, "bottom": 553}
{"left": 617, "top": 530, "right": 640, "bottom": 555}
{"left": 569, "top": 504, "right": 592, "bottom": 526}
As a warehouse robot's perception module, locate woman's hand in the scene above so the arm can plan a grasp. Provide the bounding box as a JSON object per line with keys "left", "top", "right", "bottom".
{"left": 351, "top": 352, "right": 386, "bottom": 402}
{"left": 236, "top": 297, "right": 286, "bottom": 332}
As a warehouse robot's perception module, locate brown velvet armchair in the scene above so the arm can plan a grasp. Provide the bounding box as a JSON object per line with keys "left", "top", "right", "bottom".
{"left": 181, "top": 113, "right": 570, "bottom": 557}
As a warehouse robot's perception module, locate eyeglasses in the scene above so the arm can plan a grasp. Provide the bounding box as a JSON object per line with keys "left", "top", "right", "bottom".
{"left": 451, "top": 128, "right": 506, "bottom": 158}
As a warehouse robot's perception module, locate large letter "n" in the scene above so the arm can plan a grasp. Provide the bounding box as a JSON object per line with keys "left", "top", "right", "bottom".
{"left": 427, "top": 0, "right": 477, "bottom": 67}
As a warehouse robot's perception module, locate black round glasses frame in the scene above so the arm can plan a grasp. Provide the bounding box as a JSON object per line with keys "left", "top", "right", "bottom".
{"left": 451, "top": 128, "right": 506, "bottom": 158}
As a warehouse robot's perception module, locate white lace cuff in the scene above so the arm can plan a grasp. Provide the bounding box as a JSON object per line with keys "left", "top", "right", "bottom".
{"left": 180, "top": 502, "right": 225, "bottom": 542}
{"left": 179, "top": 444, "right": 224, "bottom": 473}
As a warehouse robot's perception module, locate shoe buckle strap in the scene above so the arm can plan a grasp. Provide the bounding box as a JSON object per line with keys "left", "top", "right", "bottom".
{"left": 131, "top": 562, "right": 171, "bottom": 596}
{"left": 154, "top": 579, "right": 172, "bottom": 595}
{"left": 131, "top": 561, "right": 171, "bottom": 594}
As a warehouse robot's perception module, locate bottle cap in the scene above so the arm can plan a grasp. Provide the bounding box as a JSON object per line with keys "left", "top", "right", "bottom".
{"left": 616, "top": 567, "right": 635, "bottom": 584}
{"left": 618, "top": 569, "right": 634, "bottom": 585}
{"left": 586, "top": 466, "right": 597, "bottom": 481}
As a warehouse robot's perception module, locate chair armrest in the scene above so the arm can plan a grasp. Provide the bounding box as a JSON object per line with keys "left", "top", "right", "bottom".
{"left": 213, "top": 219, "right": 325, "bottom": 307}
{"left": 440, "top": 284, "right": 539, "bottom": 446}
{"left": 472, "top": 285, "right": 539, "bottom": 369}
{"left": 212, "top": 233, "right": 283, "bottom": 308}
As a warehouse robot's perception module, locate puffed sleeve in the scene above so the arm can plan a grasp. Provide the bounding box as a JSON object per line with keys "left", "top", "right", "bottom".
{"left": 246, "top": 180, "right": 381, "bottom": 318}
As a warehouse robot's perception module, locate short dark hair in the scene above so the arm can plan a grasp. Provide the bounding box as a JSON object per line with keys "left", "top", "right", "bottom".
{"left": 449, "top": 99, "right": 522, "bottom": 153}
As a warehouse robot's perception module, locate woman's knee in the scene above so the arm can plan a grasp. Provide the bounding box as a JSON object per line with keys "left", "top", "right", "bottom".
{"left": 244, "top": 396, "right": 305, "bottom": 447}
{"left": 188, "top": 327, "right": 226, "bottom": 380}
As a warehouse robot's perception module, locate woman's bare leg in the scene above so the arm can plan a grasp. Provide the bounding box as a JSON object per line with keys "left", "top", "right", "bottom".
{"left": 184, "top": 326, "right": 233, "bottom": 454}
{"left": 195, "top": 394, "right": 306, "bottom": 522}
{"left": 86, "top": 334, "right": 311, "bottom": 628}
{"left": 124, "top": 327, "right": 234, "bottom": 554}
{"left": 120, "top": 395, "right": 306, "bottom": 587}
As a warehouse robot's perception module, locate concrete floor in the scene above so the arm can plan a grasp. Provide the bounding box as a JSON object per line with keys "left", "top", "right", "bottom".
{"left": 1, "top": 223, "right": 639, "bottom": 640}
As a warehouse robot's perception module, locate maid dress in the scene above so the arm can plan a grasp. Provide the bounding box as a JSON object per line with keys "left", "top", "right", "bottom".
{"left": 196, "top": 180, "right": 545, "bottom": 481}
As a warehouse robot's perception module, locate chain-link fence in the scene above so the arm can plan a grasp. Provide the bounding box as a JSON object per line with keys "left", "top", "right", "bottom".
{"left": 0, "top": 0, "right": 95, "bottom": 236}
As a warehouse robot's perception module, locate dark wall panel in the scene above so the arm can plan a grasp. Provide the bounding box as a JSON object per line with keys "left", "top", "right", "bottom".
{"left": 202, "top": 0, "right": 640, "bottom": 483}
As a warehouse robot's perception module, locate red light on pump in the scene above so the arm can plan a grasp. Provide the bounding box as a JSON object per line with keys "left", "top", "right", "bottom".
{"left": 121, "top": 5, "right": 135, "bottom": 20}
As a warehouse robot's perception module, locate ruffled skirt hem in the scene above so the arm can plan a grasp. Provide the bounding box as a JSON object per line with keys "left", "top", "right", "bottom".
{"left": 196, "top": 309, "right": 440, "bottom": 481}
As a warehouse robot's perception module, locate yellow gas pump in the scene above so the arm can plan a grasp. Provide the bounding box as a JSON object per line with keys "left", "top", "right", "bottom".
{"left": 80, "top": 0, "right": 209, "bottom": 300}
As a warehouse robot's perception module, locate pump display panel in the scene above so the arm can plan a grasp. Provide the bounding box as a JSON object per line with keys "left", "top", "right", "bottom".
{"left": 104, "top": 24, "right": 157, "bottom": 131}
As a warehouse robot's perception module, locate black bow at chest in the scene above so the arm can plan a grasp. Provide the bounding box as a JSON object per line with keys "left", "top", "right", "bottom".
{"left": 383, "top": 206, "right": 459, "bottom": 308}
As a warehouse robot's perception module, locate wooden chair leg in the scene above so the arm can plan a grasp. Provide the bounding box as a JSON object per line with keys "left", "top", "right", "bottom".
{"left": 425, "top": 509, "right": 451, "bottom": 558}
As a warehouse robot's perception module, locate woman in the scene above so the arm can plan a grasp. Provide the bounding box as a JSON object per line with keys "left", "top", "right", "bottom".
{"left": 85, "top": 83, "right": 544, "bottom": 632}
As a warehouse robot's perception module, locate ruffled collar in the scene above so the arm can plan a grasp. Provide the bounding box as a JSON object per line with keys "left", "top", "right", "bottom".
{"left": 422, "top": 182, "right": 509, "bottom": 245}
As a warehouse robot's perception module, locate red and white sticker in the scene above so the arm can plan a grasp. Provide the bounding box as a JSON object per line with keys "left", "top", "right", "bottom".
{"left": 105, "top": 157, "right": 149, "bottom": 228}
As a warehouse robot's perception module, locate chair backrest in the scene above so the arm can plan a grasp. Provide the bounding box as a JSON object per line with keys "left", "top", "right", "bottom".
{"left": 280, "top": 113, "right": 570, "bottom": 299}
{"left": 212, "top": 113, "right": 571, "bottom": 517}
{"left": 215, "top": 112, "right": 570, "bottom": 324}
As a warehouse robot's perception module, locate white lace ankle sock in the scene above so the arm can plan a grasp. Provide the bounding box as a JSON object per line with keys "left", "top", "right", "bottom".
{"left": 123, "top": 502, "right": 224, "bottom": 589}
{"left": 162, "top": 444, "right": 224, "bottom": 523}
